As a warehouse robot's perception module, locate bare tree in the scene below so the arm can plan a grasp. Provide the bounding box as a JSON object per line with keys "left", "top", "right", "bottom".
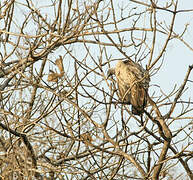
{"left": 0, "top": 0, "right": 193, "bottom": 179}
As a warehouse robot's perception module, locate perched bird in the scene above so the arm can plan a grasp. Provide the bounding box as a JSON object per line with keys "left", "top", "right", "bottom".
{"left": 107, "top": 59, "right": 150, "bottom": 115}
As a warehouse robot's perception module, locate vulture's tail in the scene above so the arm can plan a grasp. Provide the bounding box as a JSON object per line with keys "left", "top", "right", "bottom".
{"left": 131, "top": 106, "right": 144, "bottom": 116}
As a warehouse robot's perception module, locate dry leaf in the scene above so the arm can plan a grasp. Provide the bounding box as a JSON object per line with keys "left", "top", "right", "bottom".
{"left": 55, "top": 56, "right": 64, "bottom": 77}
{"left": 47, "top": 70, "right": 59, "bottom": 82}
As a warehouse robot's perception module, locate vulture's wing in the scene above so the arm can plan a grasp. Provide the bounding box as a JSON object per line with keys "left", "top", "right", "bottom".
{"left": 117, "top": 79, "right": 131, "bottom": 104}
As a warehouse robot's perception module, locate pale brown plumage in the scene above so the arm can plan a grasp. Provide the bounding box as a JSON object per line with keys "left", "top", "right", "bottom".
{"left": 107, "top": 60, "right": 150, "bottom": 115}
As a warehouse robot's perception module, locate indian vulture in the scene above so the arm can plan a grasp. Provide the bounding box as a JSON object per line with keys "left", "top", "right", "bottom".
{"left": 107, "top": 60, "right": 150, "bottom": 115}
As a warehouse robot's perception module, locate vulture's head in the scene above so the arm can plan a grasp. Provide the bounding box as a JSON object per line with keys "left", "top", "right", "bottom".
{"left": 107, "top": 68, "right": 115, "bottom": 78}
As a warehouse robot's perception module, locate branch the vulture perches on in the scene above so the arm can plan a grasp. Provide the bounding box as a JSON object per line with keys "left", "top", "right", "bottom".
{"left": 107, "top": 60, "right": 150, "bottom": 115}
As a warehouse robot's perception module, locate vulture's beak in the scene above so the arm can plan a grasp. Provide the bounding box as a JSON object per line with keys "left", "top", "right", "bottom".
{"left": 107, "top": 68, "right": 115, "bottom": 79}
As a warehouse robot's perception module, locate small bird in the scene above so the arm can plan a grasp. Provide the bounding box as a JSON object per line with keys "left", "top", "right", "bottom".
{"left": 107, "top": 59, "right": 150, "bottom": 115}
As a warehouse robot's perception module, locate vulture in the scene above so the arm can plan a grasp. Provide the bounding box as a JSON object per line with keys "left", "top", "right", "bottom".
{"left": 107, "top": 60, "right": 150, "bottom": 115}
